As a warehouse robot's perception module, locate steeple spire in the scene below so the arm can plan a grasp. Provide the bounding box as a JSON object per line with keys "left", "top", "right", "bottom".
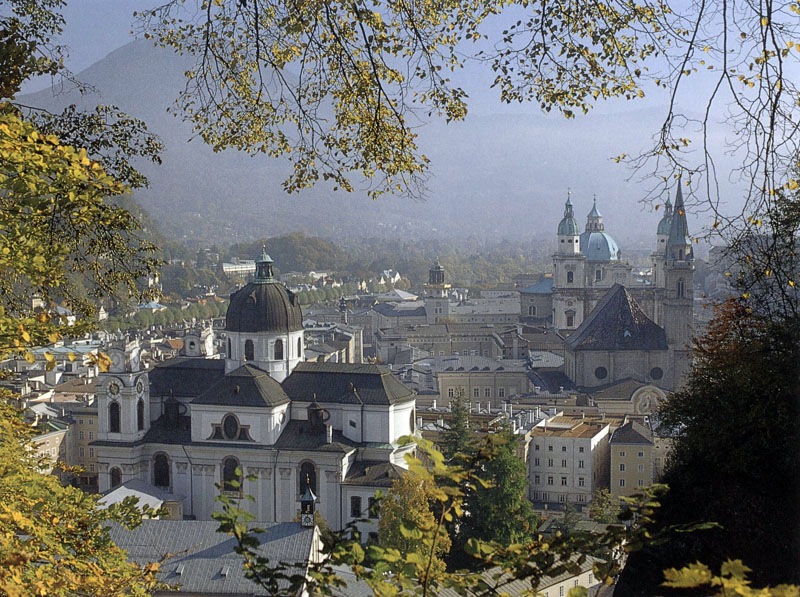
{"left": 665, "top": 179, "right": 693, "bottom": 261}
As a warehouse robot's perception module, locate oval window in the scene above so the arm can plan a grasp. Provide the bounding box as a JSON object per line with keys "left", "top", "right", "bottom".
{"left": 649, "top": 367, "right": 664, "bottom": 380}
{"left": 594, "top": 366, "right": 608, "bottom": 380}
{"left": 222, "top": 414, "right": 239, "bottom": 440}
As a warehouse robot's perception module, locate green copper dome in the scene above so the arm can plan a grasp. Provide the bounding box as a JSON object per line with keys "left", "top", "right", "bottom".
{"left": 657, "top": 198, "right": 674, "bottom": 235}
{"left": 557, "top": 197, "right": 580, "bottom": 235}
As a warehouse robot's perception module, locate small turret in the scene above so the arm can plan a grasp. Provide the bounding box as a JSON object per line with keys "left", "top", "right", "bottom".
{"left": 557, "top": 192, "right": 581, "bottom": 255}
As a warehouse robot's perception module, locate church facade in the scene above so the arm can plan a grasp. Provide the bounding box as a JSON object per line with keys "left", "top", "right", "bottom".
{"left": 93, "top": 250, "right": 415, "bottom": 531}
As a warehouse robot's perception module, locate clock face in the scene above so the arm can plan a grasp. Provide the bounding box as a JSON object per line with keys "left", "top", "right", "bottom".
{"left": 301, "top": 513, "right": 315, "bottom": 527}
{"left": 136, "top": 379, "right": 144, "bottom": 395}
{"left": 108, "top": 381, "right": 120, "bottom": 396}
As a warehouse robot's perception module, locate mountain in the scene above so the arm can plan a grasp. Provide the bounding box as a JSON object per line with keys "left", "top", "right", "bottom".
{"left": 19, "top": 39, "right": 722, "bottom": 248}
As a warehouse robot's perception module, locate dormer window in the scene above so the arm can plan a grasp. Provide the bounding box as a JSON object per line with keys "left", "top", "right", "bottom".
{"left": 209, "top": 413, "right": 254, "bottom": 441}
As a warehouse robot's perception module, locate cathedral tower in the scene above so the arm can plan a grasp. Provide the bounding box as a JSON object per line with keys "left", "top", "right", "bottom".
{"left": 552, "top": 193, "right": 586, "bottom": 331}
{"left": 224, "top": 248, "right": 305, "bottom": 380}
{"left": 652, "top": 196, "right": 673, "bottom": 288}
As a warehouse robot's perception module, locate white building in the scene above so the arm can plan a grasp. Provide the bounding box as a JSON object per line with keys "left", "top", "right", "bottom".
{"left": 528, "top": 415, "right": 611, "bottom": 507}
{"left": 93, "top": 251, "right": 417, "bottom": 533}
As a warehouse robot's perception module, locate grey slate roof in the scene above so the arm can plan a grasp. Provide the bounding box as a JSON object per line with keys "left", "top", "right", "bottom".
{"left": 610, "top": 420, "right": 653, "bottom": 445}
{"left": 283, "top": 362, "right": 415, "bottom": 405}
{"left": 100, "top": 479, "right": 182, "bottom": 510}
{"left": 149, "top": 357, "right": 225, "bottom": 398}
{"left": 108, "top": 520, "right": 314, "bottom": 596}
{"left": 343, "top": 461, "right": 406, "bottom": 487}
{"left": 226, "top": 280, "right": 304, "bottom": 333}
{"left": 273, "top": 420, "right": 358, "bottom": 452}
{"left": 193, "top": 364, "right": 290, "bottom": 408}
{"left": 565, "top": 284, "right": 668, "bottom": 352}
{"left": 520, "top": 278, "right": 554, "bottom": 295}
{"left": 372, "top": 303, "right": 427, "bottom": 318}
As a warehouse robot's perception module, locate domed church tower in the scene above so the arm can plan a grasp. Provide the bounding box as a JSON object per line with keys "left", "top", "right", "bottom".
{"left": 224, "top": 248, "right": 305, "bottom": 381}
{"left": 652, "top": 196, "right": 673, "bottom": 288}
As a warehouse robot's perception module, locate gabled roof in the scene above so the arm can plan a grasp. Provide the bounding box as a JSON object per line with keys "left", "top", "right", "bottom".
{"left": 372, "top": 303, "right": 427, "bottom": 318}
{"left": 565, "top": 284, "right": 668, "bottom": 352}
{"left": 611, "top": 420, "right": 653, "bottom": 445}
{"left": 193, "top": 364, "right": 290, "bottom": 408}
{"left": 282, "top": 362, "right": 415, "bottom": 405}
{"left": 148, "top": 357, "right": 225, "bottom": 398}
{"left": 108, "top": 520, "right": 314, "bottom": 595}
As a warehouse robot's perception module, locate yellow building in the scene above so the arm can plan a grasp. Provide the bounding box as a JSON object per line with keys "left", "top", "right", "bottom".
{"left": 69, "top": 404, "right": 99, "bottom": 491}
{"left": 609, "top": 420, "right": 654, "bottom": 498}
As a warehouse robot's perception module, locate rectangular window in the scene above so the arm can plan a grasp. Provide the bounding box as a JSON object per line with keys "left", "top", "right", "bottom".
{"left": 89, "top": 419, "right": 93, "bottom": 425}
{"left": 638, "top": 451, "right": 645, "bottom": 458}
{"left": 561, "top": 446, "right": 567, "bottom": 452}
{"left": 79, "top": 447, "right": 84, "bottom": 457}
{"left": 498, "top": 388, "right": 505, "bottom": 398}
{"left": 561, "top": 459, "right": 567, "bottom": 467}
{"left": 579, "top": 446, "right": 585, "bottom": 453}
{"left": 566, "top": 314, "right": 574, "bottom": 327}
{"left": 534, "top": 458, "right": 540, "bottom": 466}
{"left": 548, "top": 459, "right": 554, "bottom": 467}
{"left": 638, "top": 464, "right": 645, "bottom": 473}
{"left": 368, "top": 497, "right": 377, "bottom": 518}
{"left": 619, "top": 451, "right": 626, "bottom": 457}
{"left": 484, "top": 388, "right": 491, "bottom": 398}
{"left": 578, "top": 494, "right": 586, "bottom": 503}
{"left": 559, "top": 494, "right": 566, "bottom": 503}
{"left": 578, "top": 460, "right": 584, "bottom": 468}
{"left": 619, "top": 479, "right": 626, "bottom": 487}
{"left": 578, "top": 477, "right": 585, "bottom": 487}
{"left": 473, "top": 388, "right": 479, "bottom": 398}
{"left": 535, "top": 444, "right": 540, "bottom": 451}
{"left": 350, "top": 496, "right": 362, "bottom": 518}
{"left": 638, "top": 479, "right": 645, "bottom": 487}
{"left": 88, "top": 432, "right": 94, "bottom": 440}
{"left": 79, "top": 431, "right": 84, "bottom": 440}
{"left": 89, "top": 463, "right": 95, "bottom": 472}
{"left": 595, "top": 269, "right": 602, "bottom": 282}
{"left": 619, "top": 463, "right": 626, "bottom": 472}
{"left": 349, "top": 420, "right": 357, "bottom": 428}
{"left": 89, "top": 448, "right": 94, "bottom": 457}
{"left": 547, "top": 476, "right": 554, "bottom": 486}
{"left": 79, "top": 419, "right": 84, "bottom": 425}
{"left": 561, "top": 476, "right": 567, "bottom": 486}
{"left": 448, "top": 388, "right": 454, "bottom": 398}
{"left": 534, "top": 475, "right": 540, "bottom": 484}
{"left": 548, "top": 445, "right": 553, "bottom": 452}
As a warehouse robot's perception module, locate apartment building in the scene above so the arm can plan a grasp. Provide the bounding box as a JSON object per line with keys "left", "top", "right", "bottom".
{"left": 528, "top": 415, "right": 611, "bottom": 507}
{"left": 610, "top": 420, "right": 655, "bottom": 498}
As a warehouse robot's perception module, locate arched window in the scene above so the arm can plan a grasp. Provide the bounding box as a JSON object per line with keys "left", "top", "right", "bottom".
{"left": 274, "top": 338, "right": 284, "bottom": 360}
{"left": 110, "top": 467, "right": 122, "bottom": 489}
{"left": 297, "top": 337, "right": 302, "bottom": 357}
{"left": 528, "top": 305, "right": 536, "bottom": 316}
{"left": 153, "top": 453, "right": 170, "bottom": 488}
{"left": 299, "top": 461, "right": 317, "bottom": 495}
{"left": 222, "top": 457, "right": 241, "bottom": 493}
{"left": 227, "top": 338, "right": 232, "bottom": 357}
{"left": 137, "top": 399, "right": 145, "bottom": 431}
{"left": 109, "top": 401, "right": 120, "bottom": 433}
{"left": 677, "top": 278, "right": 685, "bottom": 298}
{"left": 566, "top": 271, "right": 574, "bottom": 284}
{"left": 244, "top": 339, "right": 254, "bottom": 361}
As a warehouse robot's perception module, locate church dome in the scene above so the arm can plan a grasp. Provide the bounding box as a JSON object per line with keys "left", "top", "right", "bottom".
{"left": 225, "top": 250, "right": 304, "bottom": 333}
{"left": 557, "top": 196, "right": 580, "bottom": 235}
{"left": 580, "top": 231, "right": 621, "bottom": 261}
{"left": 657, "top": 197, "right": 674, "bottom": 235}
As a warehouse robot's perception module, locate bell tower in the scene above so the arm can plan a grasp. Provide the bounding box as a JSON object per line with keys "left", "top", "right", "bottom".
{"left": 425, "top": 259, "right": 451, "bottom": 323}
{"left": 97, "top": 339, "right": 150, "bottom": 443}
{"left": 552, "top": 192, "right": 586, "bottom": 332}
{"left": 662, "top": 181, "right": 695, "bottom": 388}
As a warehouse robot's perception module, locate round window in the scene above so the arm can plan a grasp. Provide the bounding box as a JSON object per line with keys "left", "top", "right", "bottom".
{"left": 222, "top": 414, "right": 239, "bottom": 440}
{"left": 594, "top": 366, "right": 608, "bottom": 380}
{"left": 649, "top": 367, "right": 664, "bottom": 380}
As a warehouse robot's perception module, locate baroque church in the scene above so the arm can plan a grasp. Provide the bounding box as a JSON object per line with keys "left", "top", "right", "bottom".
{"left": 547, "top": 186, "right": 695, "bottom": 392}
{"left": 93, "top": 250, "right": 416, "bottom": 531}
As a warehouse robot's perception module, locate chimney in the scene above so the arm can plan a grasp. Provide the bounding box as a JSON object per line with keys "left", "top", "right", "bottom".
{"left": 528, "top": 410, "right": 534, "bottom": 424}
{"left": 581, "top": 412, "right": 585, "bottom": 421}
{"left": 502, "top": 403, "right": 507, "bottom": 413}
{"left": 475, "top": 402, "right": 481, "bottom": 413}
{"left": 508, "top": 404, "right": 513, "bottom": 418}
{"left": 325, "top": 424, "right": 333, "bottom": 444}
{"left": 431, "top": 399, "right": 437, "bottom": 410}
